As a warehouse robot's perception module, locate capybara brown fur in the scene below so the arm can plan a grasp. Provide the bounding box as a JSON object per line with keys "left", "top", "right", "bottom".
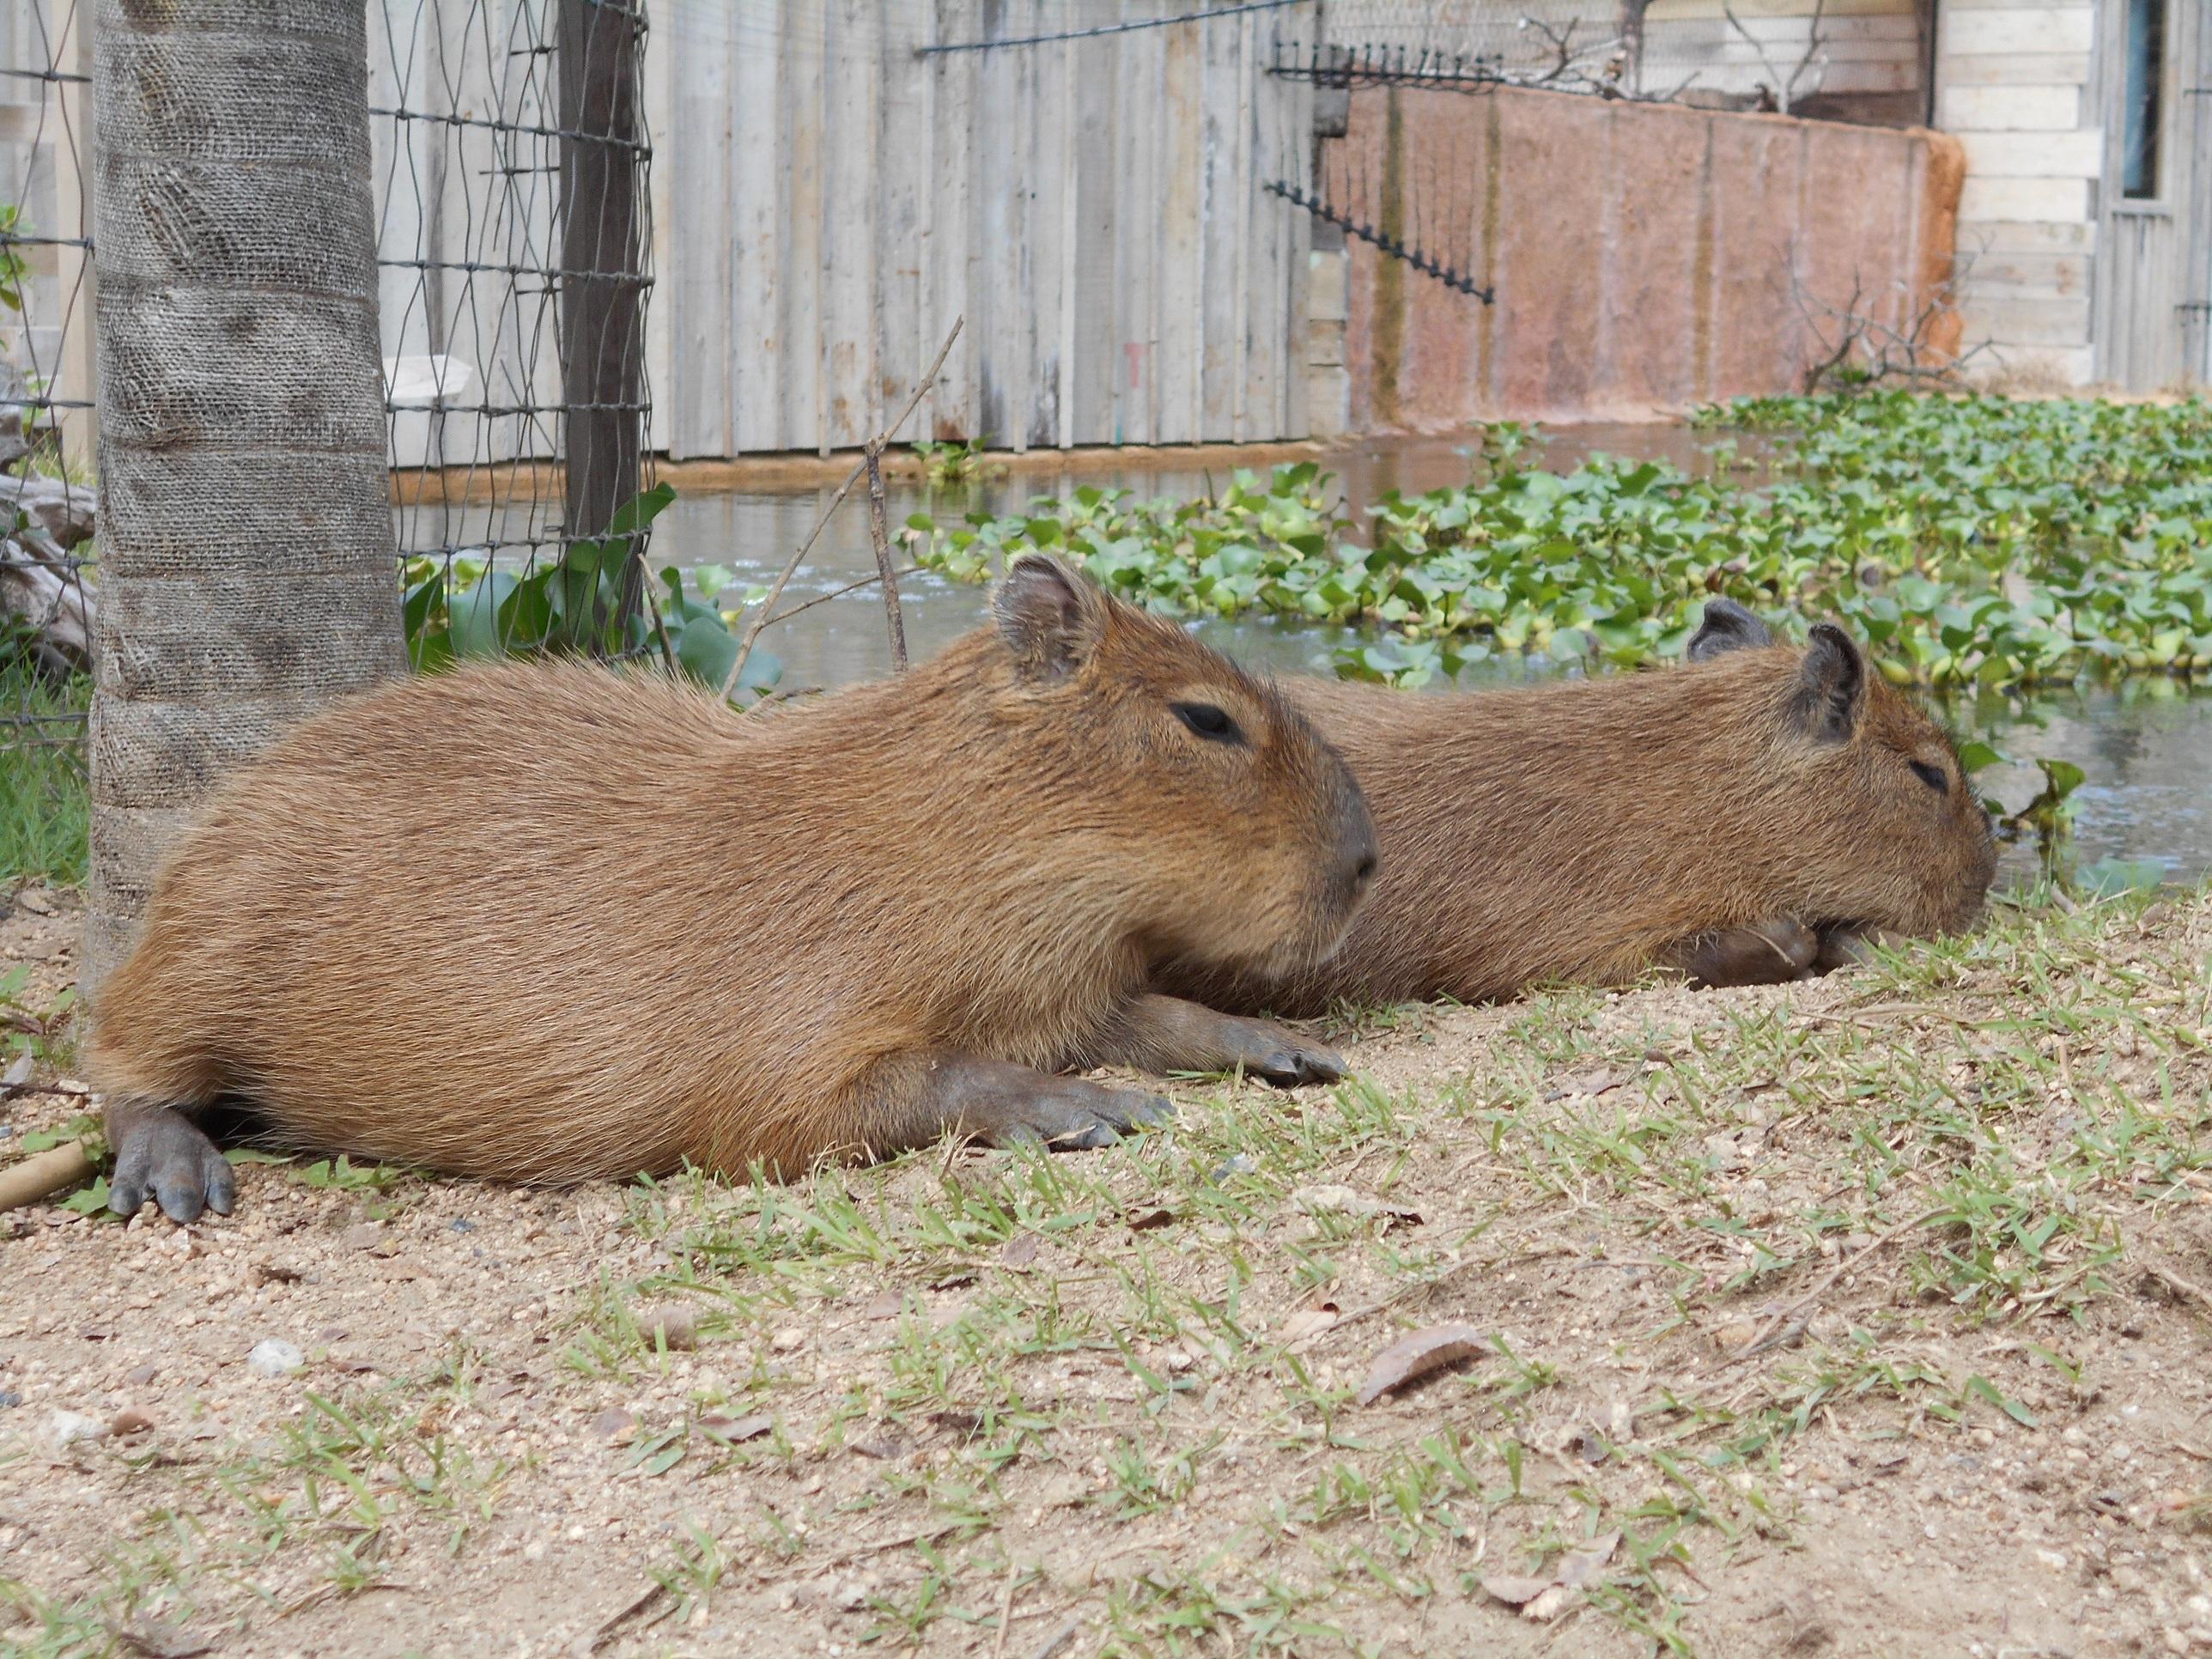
{"left": 89, "top": 556, "right": 1378, "bottom": 1222}
{"left": 1157, "top": 600, "right": 1996, "bottom": 1017}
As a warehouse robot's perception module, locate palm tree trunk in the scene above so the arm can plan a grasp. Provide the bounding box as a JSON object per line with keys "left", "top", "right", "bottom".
{"left": 84, "top": 0, "right": 405, "bottom": 997}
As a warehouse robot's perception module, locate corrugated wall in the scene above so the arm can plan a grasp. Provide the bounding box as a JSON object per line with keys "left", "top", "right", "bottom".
{"left": 643, "top": 1, "right": 1316, "bottom": 459}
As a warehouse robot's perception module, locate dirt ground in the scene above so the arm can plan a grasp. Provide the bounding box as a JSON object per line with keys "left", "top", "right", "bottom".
{"left": 5, "top": 880, "right": 2212, "bottom": 1659}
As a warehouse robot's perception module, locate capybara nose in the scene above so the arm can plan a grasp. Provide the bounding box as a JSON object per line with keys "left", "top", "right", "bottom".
{"left": 1341, "top": 821, "right": 1380, "bottom": 901}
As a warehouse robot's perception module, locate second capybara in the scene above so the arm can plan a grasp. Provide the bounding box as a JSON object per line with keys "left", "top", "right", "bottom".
{"left": 88, "top": 556, "right": 1378, "bottom": 1222}
{"left": 1157, "top": 600, "right": 1997, "bottom": 1016}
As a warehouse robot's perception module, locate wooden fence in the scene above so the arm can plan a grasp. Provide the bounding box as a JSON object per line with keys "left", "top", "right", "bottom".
{"left": 642, "top": 1, "right": 1317, "bottom": 459}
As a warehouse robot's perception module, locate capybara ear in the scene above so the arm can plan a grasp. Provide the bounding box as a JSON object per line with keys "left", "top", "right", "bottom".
{"left": 994, "top": 554, "right": 1108, "bottom": 683}
{"left": 1794, "top": 622, "right": 1867, "bottom": 743}
{"left": 1686, "top": 598, "right": 1775, "bottom": 662}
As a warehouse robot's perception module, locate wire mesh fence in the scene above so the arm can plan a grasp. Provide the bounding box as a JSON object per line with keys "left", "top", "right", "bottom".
{"left": 374, "top": 0, "right": 657, "bottom": 670}
{"left": 0, "top": 0, "right": 94, "bottom": 884}
{"left": 0, "top": 0, "right": 657, "bottom": 877}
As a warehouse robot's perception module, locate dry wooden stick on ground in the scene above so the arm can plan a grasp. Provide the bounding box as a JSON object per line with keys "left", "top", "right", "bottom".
{"left": 721, "top": 318, "right": 962, "bottom": 698}
{"left": 0, "top": 1139, "right": 95, "bottom": 1212}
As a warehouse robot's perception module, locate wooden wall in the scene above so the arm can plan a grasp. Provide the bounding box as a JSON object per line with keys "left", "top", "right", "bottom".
{"left": 642, "top": 2, "right": 1316, "bottom": 459}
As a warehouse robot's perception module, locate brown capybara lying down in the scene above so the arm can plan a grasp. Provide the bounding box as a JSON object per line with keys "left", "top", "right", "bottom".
{"left": 88, "top": 556, "right": 1378, "bottom": 1222}
{"left": 1156, "top": 599, "right": 1997, "bottom": 1017}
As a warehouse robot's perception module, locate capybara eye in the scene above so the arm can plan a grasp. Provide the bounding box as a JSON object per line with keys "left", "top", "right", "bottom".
{"left": 1173, "top": 702, "right": 1244, "bottom": 744}
{"left": 1909, "top": 759, "right": 1948, "bottom": 794}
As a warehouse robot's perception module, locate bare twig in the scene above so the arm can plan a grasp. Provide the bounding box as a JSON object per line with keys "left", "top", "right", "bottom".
{"left": 2146, "top": 1263, "right": 2212, "bottom": 1317}
{"left": 1723, "top": 0, "right": 1826, "bottom": 116}
{"left": 763, "top": 564, "right": 925, "bottom": 629}
{"left": 1789, "top": 244, "right": 1993, "bottom": 394}
{"left": 864, "top": 439, "right": 907, "bottom": 672}
{"left": 1030, "top": 1617, "right": 1080, "bottom": 1659}
{"left": 720, "top": 318, "right": 963, "bottom": 699}
{"left": 1725, "top": 1205, "right": 1949, "bottom": 1363}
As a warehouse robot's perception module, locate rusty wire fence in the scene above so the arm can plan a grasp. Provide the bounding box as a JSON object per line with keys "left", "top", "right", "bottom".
{"left": 1290, "top": 0, "right": 1932, "bottom": 124}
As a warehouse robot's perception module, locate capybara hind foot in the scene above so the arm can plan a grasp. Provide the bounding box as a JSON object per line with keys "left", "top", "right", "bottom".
{"left": 1085, "top": 993, "right": 1346, "bottom": 1087}
{"left": 1814, "top": 925, "right": 1899, "bottom": 974}
{"left": 107, "top": 1102, "right": 235, "bottom": 1224}
{"left": 1660, "top": 921, "right": 1820, "bottom": 989}
{"left": 861, "top": 1050, "right": 1175, "bottom": 1158}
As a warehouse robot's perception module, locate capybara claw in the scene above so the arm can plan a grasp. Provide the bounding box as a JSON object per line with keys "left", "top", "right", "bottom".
{"left": 995, "top": 1079, "right": 1176, "bottom": 1152}
{"left": 1245, "top": 1037, "right": 1345, "bottom": 1088}
{"left": 109, "top": 1109, "right": 234, "bottom": 1224}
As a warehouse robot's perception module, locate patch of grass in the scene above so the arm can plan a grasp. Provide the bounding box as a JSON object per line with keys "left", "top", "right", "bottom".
{"left": 0, "top": 661, "right": 88, "bottom": 886}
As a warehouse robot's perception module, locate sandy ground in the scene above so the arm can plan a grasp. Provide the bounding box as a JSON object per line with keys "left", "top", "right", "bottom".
{"left": 5, "top": 881, "right": 2212, "bottom": 1659}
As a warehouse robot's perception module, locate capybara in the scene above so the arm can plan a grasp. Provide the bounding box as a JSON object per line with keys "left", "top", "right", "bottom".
{"left": 90, "top": 556, "right": 1378, "bottom": 1222}
{"left": 1156, "top": 599, "right": 1996, "bottom": 1016}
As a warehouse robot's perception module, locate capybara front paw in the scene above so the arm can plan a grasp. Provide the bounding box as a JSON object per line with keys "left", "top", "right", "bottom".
{"left": 109, "top": 1109, "right": 235, "bottom": 1223}
{"left": 998, "top": 1079, "right": 1176, "bottom": 1152}
{"left": 1239, "top": 1024, "right": 1346, "bottom": 1088}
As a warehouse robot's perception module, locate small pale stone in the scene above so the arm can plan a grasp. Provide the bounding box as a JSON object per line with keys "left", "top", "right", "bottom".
{"left": 48, "top": 1409, "right": 107, "bottom": 1451}
{"left": 246, "top": 1339, "right": 305, "bottom": 1377}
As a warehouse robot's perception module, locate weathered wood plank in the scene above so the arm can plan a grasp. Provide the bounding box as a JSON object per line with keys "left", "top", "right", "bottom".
{"left": 730, "top": 0, "right": 784, "bottom": 453}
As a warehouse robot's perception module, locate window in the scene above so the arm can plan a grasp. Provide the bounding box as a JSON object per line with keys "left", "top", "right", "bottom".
{"left": 2121, "top": 0, "right": 2166, "bottom": 199}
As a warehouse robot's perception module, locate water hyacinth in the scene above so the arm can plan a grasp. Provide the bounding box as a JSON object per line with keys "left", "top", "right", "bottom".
{"left": 909, "top": 393, "right": 2212, "bottom": 692}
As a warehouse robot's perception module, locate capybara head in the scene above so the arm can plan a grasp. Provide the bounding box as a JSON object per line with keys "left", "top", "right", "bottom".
{"left": 1687, "top": 599, "right": 1998, "bottom": 939}
{"left": 985, "top": 555, "right": 1377, "bottom": 975}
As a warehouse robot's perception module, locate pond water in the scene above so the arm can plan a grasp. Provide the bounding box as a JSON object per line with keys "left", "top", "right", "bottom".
{"left": 643, "top": 423, "right": 2212, "bottom": 896}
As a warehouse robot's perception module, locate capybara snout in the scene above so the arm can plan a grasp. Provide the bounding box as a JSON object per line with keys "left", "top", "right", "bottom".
{"left": 1694, "top": 599, "right": 1999, "bottom": 944}
{"left": 1025, "top": 564, "right": 1377, "bottom": 977}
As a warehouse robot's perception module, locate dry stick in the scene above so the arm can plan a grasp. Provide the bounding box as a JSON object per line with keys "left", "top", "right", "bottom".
{"left": 720, "top": 317, "right": 963, "bottom": 699}
{"left": 763, "top": 564, "right": 925, "bottom": 629}
{"left": 2146, "top": 1263, "right": 2212, "bottom": 1317}
{"left": 1726, "top": 1204, "right": 1950, "bottom": 1363}
{"left": 864, "top": 439, "right": 907, "bottom": 672}
{"left": 0, "top": 1139, "right": 94, "bottom": 1212}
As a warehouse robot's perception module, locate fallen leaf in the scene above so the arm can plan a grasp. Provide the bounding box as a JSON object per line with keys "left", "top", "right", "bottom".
{"left": 1126, "top": 1207, "right": 1178, "bottom": 1232}
{"left": 1554, "top": 1530, "right": 1620, "bottom": 1589}
{"left": 1522, "top": 1585, "right": 1573, "bottom": 1622}
{"left": 862, "top": 1290, "right": 903, "bottom": 1320}
{"left": 109, "top": 1408, "right": 155, "bottom": 1437}
{"left": 1478, "top": 1572, "right": 1554, "bottom": 1607}
{"left": 700, "top": 1413, "right": 773, "bottom": 1443}
{"left": 591, "top": 1408, "right": 640, "bottom": 1443}
{"left": 928, "top": 1409, "right": 982, "bottom": 1437}
{"left": 1276, "top": 1300, "right": 1342, "bottom": 1344}
{"left": 1545, "top": 1067, "right": 1626, "bottom": 1102}
{"left": 1290, "top": 1185, "right": 1423, "bottom": 1228}
{"left": 1000, "top": 1232, "right": 1040, "bottom": 1268}
{"left": 850, "top": 1436, "right": 908, "bottom": 1460}
{"left": 116, "top": 1624, "right": 215, "bottom": 1659}
{"left": 1355, "top": 1324, "right": 1489, "bottom": 1407}
{"left": 0, "top": 1052, "right": 33, "bottom": 1092}
{"left": 928, "top": 1271, "right": 975, "bottom": 1291}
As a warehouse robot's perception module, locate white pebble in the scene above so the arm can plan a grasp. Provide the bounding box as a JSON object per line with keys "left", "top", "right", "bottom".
{"left": 246, "top": 1339, "right": 305, "bottom": 1377}
{"left": 47, "top": 1410, "right": 108, "bottom": 1452}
